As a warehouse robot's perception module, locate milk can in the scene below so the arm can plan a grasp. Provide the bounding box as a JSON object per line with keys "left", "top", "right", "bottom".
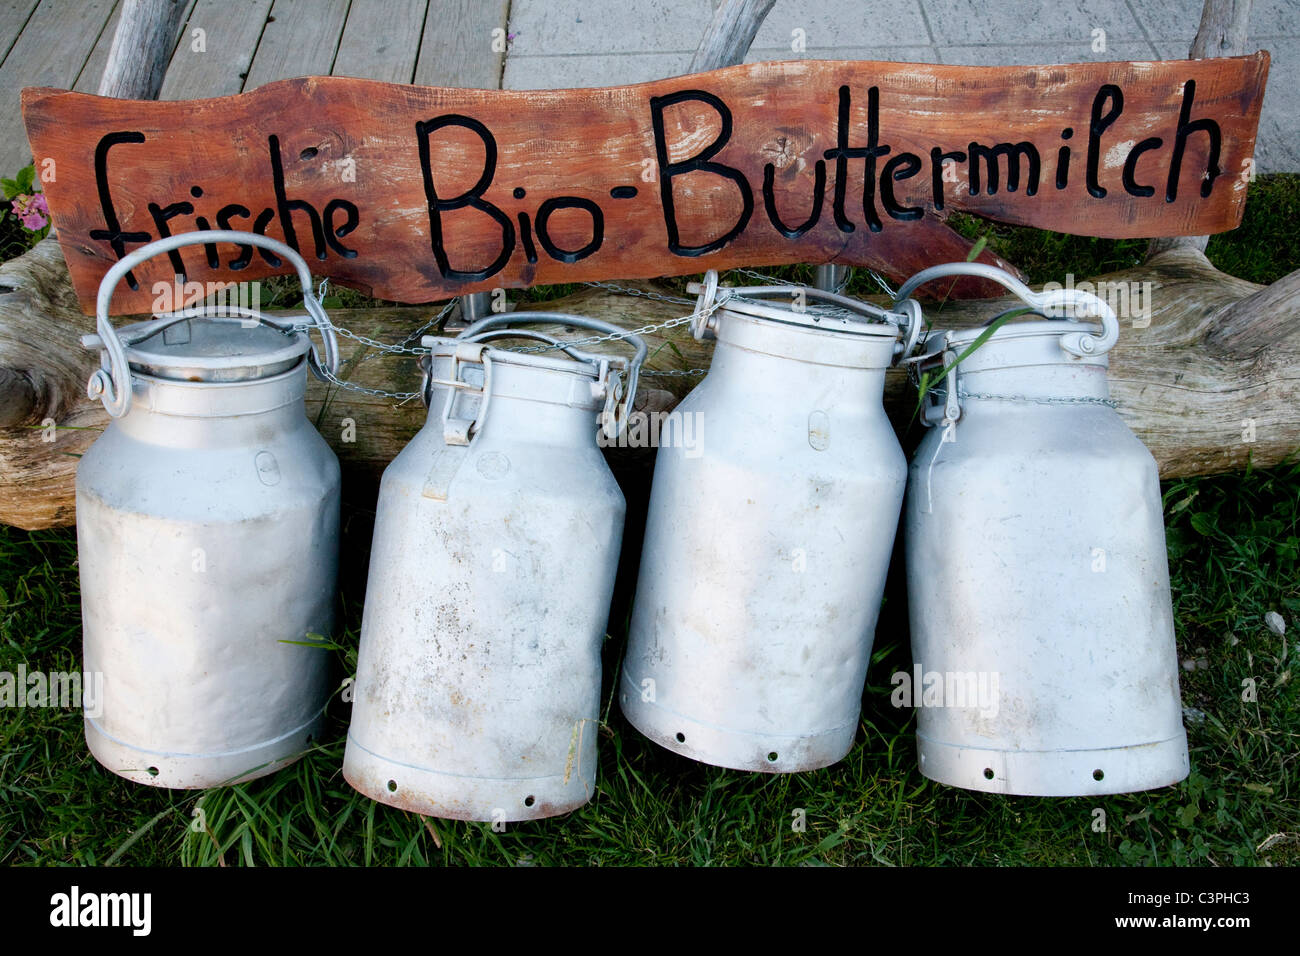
{"left": 76, "top": 230, "right": 341, "bottom": 788}
{"left": 619, "top": 273, "right": 923, "bottom": 772}
{"left": 343, "top": 313, "right": 646, "bottom": 821}
{"left": 900, "top": 263, "right": 1189, "bottom": 796}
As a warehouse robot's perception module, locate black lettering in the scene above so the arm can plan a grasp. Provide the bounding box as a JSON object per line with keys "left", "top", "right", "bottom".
{"left": 930, "top": 147, "right": 966, "bottom": 211}
{"left": 1087, "top": 84, "right": 1124, "bottom": 199}
{"left": 761, "top": 159, "right": 825, "bottom": 238}
{"left": 193, "top": 217, "right": 220, "bottom": 268}
{"left": 517, "top": 211, "right": 538, "bottom": 264}
{"left": 322, "top": 199, "right": 359, "bottom": 259}
{"left": 1056, "top": 146, "right": 1071, "bottom": 189}
{"left": 88, "top": 131, "right": 152, "bottom": 289}
{"left": 251, "top": 207, "right": 283, "bottom": 267}
{"left": 1056, "top": 127, "right": 1073, "bottom": 190}
{"left": 821, "top": 85, "right": 891, "bottom": 233}
{"left": 535, "top": 196, "right": 603, "bottom": 263}
{"left": 268, "top": 134, "right": 327, "bottom": 260}
{"left": 968, "top": 142, "right": 1040, "bottom": 196}
{"left": 415, "top": 115, "right": 515, "bottom": 281}
{"left": 881, "top": 152, "right": 923, "bottom": 220}
{"left": 650, "top": 89, "right": 753, "bottom": 256}
{"left": 1123, "top": 136, "right": 1163, "bottom": 197}
{"left": 216, "top": 204, "right": 254, "bottom": 268}
{"left": 146, "top": 200, "right": 194, "bottom": 276}
{"left": 1166, "top": 79, "right": 1222, "bottom": 202}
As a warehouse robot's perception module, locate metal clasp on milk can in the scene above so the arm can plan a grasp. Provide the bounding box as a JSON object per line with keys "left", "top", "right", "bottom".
{"left": 76, "top": 230, "right": 342, "bottom": 788}
{"left": 343, "top": 314, "right": 645, "bottom": 821}
{"left": 899, "top": 263, "right": 1189, "bottom": 796}
{"left": 619, "top": 273, "right": 923, "bottom": 772}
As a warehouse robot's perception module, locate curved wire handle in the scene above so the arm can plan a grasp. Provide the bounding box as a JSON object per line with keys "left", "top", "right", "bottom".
{"left": 688, "top": 269, "right": 922, "bottom": 364}
{"left": 890, "top": 262, "right": 1120, "bottom": 357}
{"left": 87, "top": 230, "right": 340, "bottom": 418}
{"left": 454, "top": 312, "right": 648, "bottom": 435}
{"left": 461, "top": 328, "right": 606, "bottom": 366}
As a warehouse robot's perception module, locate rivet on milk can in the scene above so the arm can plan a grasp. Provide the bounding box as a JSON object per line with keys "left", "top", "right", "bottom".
{"left": 76, "top": 230, "right": 343, "bottom": 788}
{"left": 343, "top": 313, "right": 646, "bottom": 821}
{"left": 619, "top": 272, "right": 923, "bottom": 772}
{"left": 899, "top": 262, "right": 1189, "bottom": 796}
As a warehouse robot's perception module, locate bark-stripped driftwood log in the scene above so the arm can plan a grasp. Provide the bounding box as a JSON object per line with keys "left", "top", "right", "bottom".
{"left": 1, "top": 239, "right": 1296, "bottom": 529}
{"left": 96, "top": 0, "right": 187, "bottom": 100}
{"left": 689, "top": 0, "right": 777, "bottom": 72}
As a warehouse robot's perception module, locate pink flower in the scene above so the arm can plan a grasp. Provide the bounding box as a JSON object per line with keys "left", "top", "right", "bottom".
{"left": 10, "top": 192, "right": 47, "bottom": 231}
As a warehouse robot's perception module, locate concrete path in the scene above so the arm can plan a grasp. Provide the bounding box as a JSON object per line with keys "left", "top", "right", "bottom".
{"left": 503, "top": 0, "right": 1298, "bottom": 173}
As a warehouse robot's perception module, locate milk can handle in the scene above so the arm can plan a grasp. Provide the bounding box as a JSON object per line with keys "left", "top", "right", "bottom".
{"left": 461, "top": 328, "right": 603, "bottom": 365}
{"left": 86, "top": 230, "right": 341, "bottom": 418}
{"left": 456, "top": 311, "right": 647, "bottom": 424}
{"left": 890, "top": 263, "right": 1120, "bottom": 357}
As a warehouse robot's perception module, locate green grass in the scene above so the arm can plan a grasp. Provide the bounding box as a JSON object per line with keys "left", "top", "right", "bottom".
{"left": 946, "top": 172, "right": 1300, "bottom": 287}
{"left": 2, "top": 454, "right": 1296, "bottom": 866}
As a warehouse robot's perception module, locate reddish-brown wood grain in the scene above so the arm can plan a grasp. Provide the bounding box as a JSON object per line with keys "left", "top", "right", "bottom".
{"left": 22, "top": 55, "right": 1268, "bottom": 315}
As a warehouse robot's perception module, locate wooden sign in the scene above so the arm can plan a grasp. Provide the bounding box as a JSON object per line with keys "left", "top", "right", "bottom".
{"left": 22, "top": 55, "right": 1269, "bottom": 315}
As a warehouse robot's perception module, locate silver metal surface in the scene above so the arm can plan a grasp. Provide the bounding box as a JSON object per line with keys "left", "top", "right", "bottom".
{"left": 77, "top": 234, "right": 341, "bottom": 788}
{"left": 84, "top": 230, "right": 339, "bottom": 417}
{"left": 904, "top": 308, "right": 1188, "bottom": 796}
{"left": 621, "top": 282, "right": 907, "bottom": 773}
{"left": 344, "top": 316, "right": 645, "bottom": 821}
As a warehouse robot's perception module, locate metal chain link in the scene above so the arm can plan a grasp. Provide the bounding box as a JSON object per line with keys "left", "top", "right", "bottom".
{"left": 274, "top": 268, "right": 1119, "bottom": 406}
{"left": 294, "top": 268, "right": 901, "bottom": 398}
{"left": 580, "top": 280, "right": 695, "bottom": 306}
{"left": 641, "top": 368, "right": 709, "bottom": 378}
{"left": 957, "top": 388, "right": 1119, "bottom": 408}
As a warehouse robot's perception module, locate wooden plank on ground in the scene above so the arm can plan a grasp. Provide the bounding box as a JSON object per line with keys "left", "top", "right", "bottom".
{"left": 0, "top": 0, "right": 40, "bottom": 69}
{"left": 23, "top": 55, "right": 1270, "bottom": 314}
{"left": 159, "top": 0, "right": 272, "bottom": 100}
{"left": 414, "top": 0, "right": 507, "bottom": 89}
{"left": 242, "top": 0, "right": 349, "bottom": 91}
{"left": 0, "top": 0, "right": 115, "bottom": 171}
{"left": 332, "top": 0, "right": 427, "bottom": 85}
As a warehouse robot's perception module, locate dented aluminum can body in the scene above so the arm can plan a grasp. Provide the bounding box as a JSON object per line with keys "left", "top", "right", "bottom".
{"left": 344, "top": 316, "right": 642, "bottom": 821}
{"left": 904, "top": 319, "right": 1189, "bottom": 795}
{"left": 621, "top": 289, "right": 908, "bottom": 772}
{"left": 77, "top": 319, "right": 339, "bottom": 788}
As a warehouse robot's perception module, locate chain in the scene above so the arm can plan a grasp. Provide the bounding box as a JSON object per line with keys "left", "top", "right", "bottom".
{"left": 287, "top": 296, "right": 455, "bottom": 400}
{"left": 316, "top": 365, "right": 423, "bottom": 402}
{"left": 508, "top": 290, "right": 733, "bottom": 354}
{"left": 295, "top": 268, "right": 889, "bottom": 397}
{"left": 581, "top": 280, "right": 695, "bottom": 306}
{"left": 957, "top": 388, "right": 1119, "bottom": 408}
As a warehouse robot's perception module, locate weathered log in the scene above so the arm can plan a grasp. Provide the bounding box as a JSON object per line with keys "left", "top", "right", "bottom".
{"left": 688, "top": 0, "right": 777, "bottom": 73}
{"left": 1, "top": 236, "right": 1295, "bottom": 529}
{"left": 96, "top": 0, "right": 188, "bottom": 101}
{"left": 0, "top": 238, "right": 105, "bottom": 527}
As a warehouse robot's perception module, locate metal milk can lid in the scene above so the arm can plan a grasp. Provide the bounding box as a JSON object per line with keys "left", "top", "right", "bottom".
{"left": 420, "top": 312, "right": 648, "bottom": 445}
{"left": 82, "top": 230, "right": 341, "bottom": 418}
{"left": 113, "top": 316, "right": 312, "bottom": 383}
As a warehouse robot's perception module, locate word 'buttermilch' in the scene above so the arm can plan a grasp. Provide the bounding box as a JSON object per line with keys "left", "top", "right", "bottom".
{"left": 90, "top": 81, "right": 1224, "bottom": 288}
